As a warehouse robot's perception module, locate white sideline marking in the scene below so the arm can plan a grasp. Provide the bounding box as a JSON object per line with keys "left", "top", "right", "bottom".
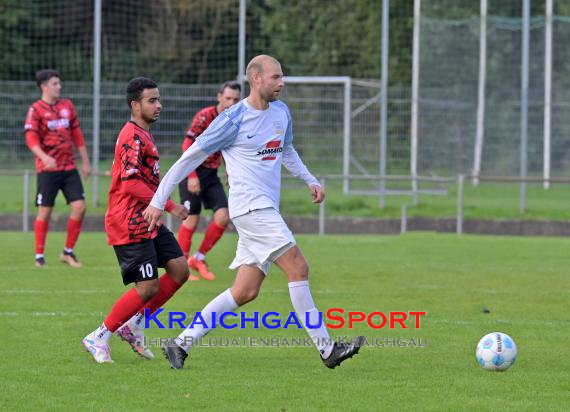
{"left": 0, "top": 311, "right": 104, "bottom": 317}
{"left": 428, "top": 318, "right": 569, "bottom": 326}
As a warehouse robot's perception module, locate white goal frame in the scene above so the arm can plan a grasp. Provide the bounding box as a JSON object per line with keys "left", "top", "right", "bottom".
{"left": 281, "top": 76, "right": 352, "bottom": 193}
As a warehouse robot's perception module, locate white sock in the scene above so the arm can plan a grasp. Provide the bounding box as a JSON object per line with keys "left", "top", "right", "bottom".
{"left": 95, "top": 324, "right": 112, "bottom": 342}
{"left": 193, "top": 252, "right": 205, "bottom": 261}
{"left": 126, "top": 312, "right": 144, "bottom": 328}
{"left": 64, "top": 247, "right": 73, "bottom": 254}
{"left": 175, "top": 289, "right": 238, "bottom": 351}
{"left": 288, "top": 280, "right": 333, "bottom": 359}
{"left": 35, "top": 253, "right": 44, "bottom": 259}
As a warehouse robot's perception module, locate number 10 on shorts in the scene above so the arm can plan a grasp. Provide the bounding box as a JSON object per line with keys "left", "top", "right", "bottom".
{"left": 139, "top": 263, "right": 153, "bottom": 279}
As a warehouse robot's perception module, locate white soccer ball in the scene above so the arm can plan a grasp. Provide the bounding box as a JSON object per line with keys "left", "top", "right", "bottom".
{"left": 476, "top": 332, "right": 517, "bottom": 371}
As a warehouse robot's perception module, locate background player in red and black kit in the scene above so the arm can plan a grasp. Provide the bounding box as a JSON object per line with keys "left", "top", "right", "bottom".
{"left": 24, "top": 69, "right": 91, "bottom": 268}
{"left": 82, "top": 77, "right": 190, "bottom": 363}
{"left": 178, "top": 81, "right": 241, "bottom": 281}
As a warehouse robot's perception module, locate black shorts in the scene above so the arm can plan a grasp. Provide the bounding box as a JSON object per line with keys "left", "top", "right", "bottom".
{"left": 178, "top": 167, "right": 228, "bottom": 215}
{"left": 113, "top": 225, "right": 184, "bottom": 285}
{"left": 36, "top": 169, "right": 85, "bottom": 207}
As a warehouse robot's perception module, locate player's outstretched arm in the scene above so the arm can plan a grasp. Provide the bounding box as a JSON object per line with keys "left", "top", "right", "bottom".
{"left": 143, "top": 144, "right": 209, "bottom": 231}
{"left": 146, "top": 111, "right": 239, "bottom": 225}
{"left": 149, "top": 112, "right": 238, "bottom": 212}
{"left": 149, "top": 144, "right": 209, "bottom": 210}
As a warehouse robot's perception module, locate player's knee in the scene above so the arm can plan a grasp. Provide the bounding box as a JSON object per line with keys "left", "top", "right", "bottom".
{"left": 169, "top": 260, "right": 190, "bottom": 284}
{"left": 291, "top": 258, "right": 309, "bottom": 279}
{"left": 232, "top": 287, "right": 259, "bottom": 306}
{"left": 37, "top": 207, "right": 52, "bottom": 220}
{"left": 37, "top": 211, "right": 51, "bottom": 221}
{"left": 216, "top": 216, "right": 230, "bottom": 228}
{"left": 214, "top": 209, "right": 230, "bottom": 227}
{"left": 71, "top": 202, "right": 86, "bottom": 218}
{"left": 137, "top": 281, "right": 160, "bottom": 301}
{"left": 183, "top": 216, "right": 199, "bottom": 230}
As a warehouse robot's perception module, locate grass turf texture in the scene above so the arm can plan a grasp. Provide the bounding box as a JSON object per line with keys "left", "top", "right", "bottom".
{"left": 0, "top": 232, "right": 568, "bottom": 411}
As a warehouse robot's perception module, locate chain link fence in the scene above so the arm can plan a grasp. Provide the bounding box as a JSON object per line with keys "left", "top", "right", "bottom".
{"left": 2, "top": 1, "right": 570, "bottom": 216}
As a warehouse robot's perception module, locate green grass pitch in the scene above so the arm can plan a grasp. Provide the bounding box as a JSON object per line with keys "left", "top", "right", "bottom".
{"left": 0, "top": 232, "right": 568, "bottom": 410}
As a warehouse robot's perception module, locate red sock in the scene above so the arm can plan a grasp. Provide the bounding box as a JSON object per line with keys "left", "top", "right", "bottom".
{"left": 34, "top": 219, "right": 49, "bottom": 255}
{"left": 139, "top": 273, "right": 184, "bottom": 316}
{"left": 65, "top": 218, "right": 83, "bottom": 250}
{"left": 103, "top": 288, "right": 145, "bottom": 332}
{"left": 198, "top": 222, "right": 226, "bottom": 255}
{"left": 177, "top": 225, "right": 195, "bottom": 258}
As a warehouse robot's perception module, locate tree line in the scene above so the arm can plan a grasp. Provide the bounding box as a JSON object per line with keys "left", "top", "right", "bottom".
{"left": 0, "top": 0, "right": 566, "bottom": 85}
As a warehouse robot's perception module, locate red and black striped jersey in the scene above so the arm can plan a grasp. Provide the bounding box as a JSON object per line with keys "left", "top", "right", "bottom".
{"left": 105, "top": 121, "right": 174, "bottom": 245}
{"left": 182, "top": 105, "right": 223, "bottom": 176}
{"left": 24, "top": 98, "right": 85, "bottom": 172}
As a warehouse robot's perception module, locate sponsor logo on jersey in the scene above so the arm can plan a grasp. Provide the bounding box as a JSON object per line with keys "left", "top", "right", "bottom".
{"left": 47, "top": 118, "right": 70, "bottom": 130}
{"left": 257, "top": 140, "right": 282, "bottom": 161}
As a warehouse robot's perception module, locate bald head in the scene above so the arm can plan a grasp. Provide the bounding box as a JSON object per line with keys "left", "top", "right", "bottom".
{"left": 245, "top": 54, "right": 284, "bottom": 107}
{"left": 246, "top": 55, "right": 280, "bottom": 83}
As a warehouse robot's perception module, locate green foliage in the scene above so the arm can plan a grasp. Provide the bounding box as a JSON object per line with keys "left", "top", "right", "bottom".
{"left": 250, "top": 0, "right": 382, "bottom": 78}
{"left": 0, "top": 0, "right": 92, "bottom": 80}
{"left": 101, "top": 0, "right": 239, "bottom": 83}
{"left": 1, "top": 1, "right": 568, "bottom": 86}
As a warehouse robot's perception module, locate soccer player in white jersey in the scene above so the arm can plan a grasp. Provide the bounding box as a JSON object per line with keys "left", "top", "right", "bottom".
{"left": 143, "top": 55, "right": 364, "bottom": 369}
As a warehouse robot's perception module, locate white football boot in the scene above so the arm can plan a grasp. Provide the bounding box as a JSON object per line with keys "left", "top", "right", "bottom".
{"left": 82, "top": 331, "right": 113, "bottom": 363}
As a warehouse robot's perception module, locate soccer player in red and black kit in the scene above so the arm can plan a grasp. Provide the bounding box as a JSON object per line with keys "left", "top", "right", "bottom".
{"left": 24, "top": 69, "right": 91, "bottom": 268}
{"left": 178, "top": 81, "right": 241, "bottom": 281}
{"left": 82, "top": 77, "right": 190, "bottom": 363}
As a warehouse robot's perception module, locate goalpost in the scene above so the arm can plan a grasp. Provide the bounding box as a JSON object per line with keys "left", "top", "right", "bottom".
{"left": 282, "top": 76, "right": 352, "bottom": 193}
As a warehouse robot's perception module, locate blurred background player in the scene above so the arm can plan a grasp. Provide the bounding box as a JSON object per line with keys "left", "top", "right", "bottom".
{"left": 24, "top": 69, "right": 91, "bottom": 268}
{"left": 82, "top": 77, "right": 190, "bottom": 363}
{"left": 178, "top": 81, "right": 241, "bottom": 281}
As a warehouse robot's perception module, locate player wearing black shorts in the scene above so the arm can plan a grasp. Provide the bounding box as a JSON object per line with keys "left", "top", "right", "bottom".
{"left": 177, "top": 80, "right": 241, "bottom": 281}
{"left": 179, "top": 167, "right": 228, "bottom": 216}
{"left": 24, "top": 69, "right": 91, "bottom": 268}
{"left": 82, "top": 77, "right": 190, "bottom": 364}
{"left": 113, "top": 225, "right": 183, "bottom": 285}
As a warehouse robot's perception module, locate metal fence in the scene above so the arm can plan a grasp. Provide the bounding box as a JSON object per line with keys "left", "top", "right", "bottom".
{"left": 2, "top": 0, "right": 570, "bottom": 216}
{"left": 7, "top": 168, "right": 570, "bottom": 235}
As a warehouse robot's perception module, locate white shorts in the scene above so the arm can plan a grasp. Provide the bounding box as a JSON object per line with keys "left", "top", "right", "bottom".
{"left": 229, "top": 208, "right": 296, "bottom": 275}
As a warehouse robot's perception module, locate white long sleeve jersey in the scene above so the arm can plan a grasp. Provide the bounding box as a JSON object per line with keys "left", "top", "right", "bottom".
{"left": 151, "top": 98, "right": 320, "bottom": 219}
